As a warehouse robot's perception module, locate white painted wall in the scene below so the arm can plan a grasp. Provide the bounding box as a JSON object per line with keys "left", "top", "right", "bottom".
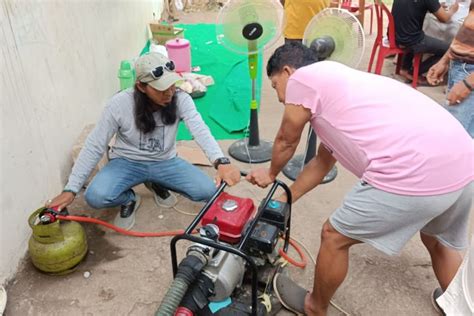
{"left": 0, "top": 0, "right": 164, "bottom": 285}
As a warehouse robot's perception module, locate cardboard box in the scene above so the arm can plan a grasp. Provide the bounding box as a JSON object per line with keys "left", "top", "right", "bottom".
{"left": 149, "top": 22, "right": 184, "bottom": 44}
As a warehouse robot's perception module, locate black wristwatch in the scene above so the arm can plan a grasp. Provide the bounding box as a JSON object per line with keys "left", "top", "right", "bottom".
{"left": 213, "top": 157, "right": 231, "bottom": 169}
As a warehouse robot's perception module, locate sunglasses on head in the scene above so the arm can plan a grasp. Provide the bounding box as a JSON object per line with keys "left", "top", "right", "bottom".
{"left": 150, "top": 61, "right": 176, "bottom": 79}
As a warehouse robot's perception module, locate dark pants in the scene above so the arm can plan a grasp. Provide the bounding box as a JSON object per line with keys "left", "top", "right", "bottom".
{"left": 401, "top": 35, "right": 450, "bottom": 75}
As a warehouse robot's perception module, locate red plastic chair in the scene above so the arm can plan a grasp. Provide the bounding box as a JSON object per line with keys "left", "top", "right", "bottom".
{"left": 341, "top": 0, "right": 374, "bottom": 35}
{"left": 367, "top": 0, "right": 422, "bottom": 88}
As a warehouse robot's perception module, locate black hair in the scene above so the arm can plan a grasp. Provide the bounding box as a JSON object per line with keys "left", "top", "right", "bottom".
{"left": 133, "top": 85, "right": 178, "bottom": 134}
{"left": 266, "top": 41, "right": 319, "bottom": 77}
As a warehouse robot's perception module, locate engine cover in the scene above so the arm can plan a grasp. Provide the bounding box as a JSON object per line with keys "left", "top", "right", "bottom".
{"left": 202, "top": 193, "right": 255, "bottom": 244}
{"left": 259, "top": 199, "right": 289, "bottom": 230}
{"left": 246, "top": 221, "right": 279, "bottom": 254}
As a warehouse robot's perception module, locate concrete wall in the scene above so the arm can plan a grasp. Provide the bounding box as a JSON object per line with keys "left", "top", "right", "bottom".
{"left": 0, "top": 0, "right": 164, "bottom": 285}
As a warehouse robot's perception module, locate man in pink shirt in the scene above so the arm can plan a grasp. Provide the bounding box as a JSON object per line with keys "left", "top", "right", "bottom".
{"left": 247, "top": 42, "right": 473, "bottom": 315}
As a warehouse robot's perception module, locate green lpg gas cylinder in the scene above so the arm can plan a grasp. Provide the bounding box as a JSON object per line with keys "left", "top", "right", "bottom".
{"left": 28, "top": 208, "right": 88, "bottom": 274}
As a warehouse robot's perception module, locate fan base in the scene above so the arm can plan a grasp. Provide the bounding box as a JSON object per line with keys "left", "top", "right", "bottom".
{"left": 228, "top": 139, "right": 273, "bottom": 163}
{"left": 283, "top": 154, "right": 338, "bottom": 183}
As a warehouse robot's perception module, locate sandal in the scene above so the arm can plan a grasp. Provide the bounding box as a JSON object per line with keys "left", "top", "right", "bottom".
{"left": 273, "top": 273, "right": 307, "bottom": 315}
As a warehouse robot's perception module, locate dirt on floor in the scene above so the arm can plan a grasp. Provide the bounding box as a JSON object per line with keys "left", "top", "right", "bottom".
{"left": 4, "top": 7, "right": 472, "bottom": 316}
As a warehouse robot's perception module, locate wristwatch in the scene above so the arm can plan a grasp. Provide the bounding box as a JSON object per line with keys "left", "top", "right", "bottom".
{"left": 213, "top": 157, "right": 231, "bottom": 169}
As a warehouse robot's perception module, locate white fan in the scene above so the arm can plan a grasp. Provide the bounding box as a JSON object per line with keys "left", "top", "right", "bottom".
{"left": 283, "top": 8, "right": 366, "bottom": 181}
{"left": 303, "top": 8, "right": 365, "bottom": 67}
{"left": 216, "top": 0, "right": 285, "bottom": 163}
{"left": 216, "top": 0, "right": 285, "bottom": 55}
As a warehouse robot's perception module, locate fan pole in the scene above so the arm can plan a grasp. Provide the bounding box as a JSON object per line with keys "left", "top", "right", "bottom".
{"left": 248, "top": 51, "right": 259, "bottom": 146}
{"left": 282, "top": 127, "right": 337, "bottom": 183}
{"left": 228, "top": 43, "right": 273, "bottom": 163}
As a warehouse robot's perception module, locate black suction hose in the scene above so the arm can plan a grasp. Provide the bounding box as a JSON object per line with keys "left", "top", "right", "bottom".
{"left": 179, "top": 273, "right": 215, "bottom": 313}
{"left": 156, "top": 249, "right": 208, "bottom": 316}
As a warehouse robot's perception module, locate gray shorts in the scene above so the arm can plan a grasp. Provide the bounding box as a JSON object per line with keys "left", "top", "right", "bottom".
{"left": 329, "top": 181, "right": 473, "bottom": 255}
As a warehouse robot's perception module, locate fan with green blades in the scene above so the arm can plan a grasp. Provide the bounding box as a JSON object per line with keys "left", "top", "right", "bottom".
{"left": 216, "top": 0, "right": 285, "bottom": 163}
{"left": 282, "top": 8, "right": 365, "bottom": 181}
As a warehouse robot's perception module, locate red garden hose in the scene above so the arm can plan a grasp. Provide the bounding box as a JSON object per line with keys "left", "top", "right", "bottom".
{"left": 279, "top": 238, "right": 308, "bottom": 268}
{"left": 55, "top": 214, "right": 307, "bottom": 268}
{"left": 56, "top": 215, "right": 194, "bottom": 237}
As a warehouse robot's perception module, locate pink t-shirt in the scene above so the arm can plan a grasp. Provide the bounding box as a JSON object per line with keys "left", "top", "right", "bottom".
{"left": 285, "top": 61, "right": 473, "bottom": 195}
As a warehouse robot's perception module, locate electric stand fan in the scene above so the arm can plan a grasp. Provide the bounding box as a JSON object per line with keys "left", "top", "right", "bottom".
{"left": 216, "top": 0, "right": 285, "bottom": 163}
{"left": 282, "top": 8, "right": 366, "bottom": 182}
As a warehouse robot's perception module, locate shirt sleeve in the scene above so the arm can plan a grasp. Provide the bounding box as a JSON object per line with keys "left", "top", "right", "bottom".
{"left": 64, "top": 105, "right": 119, "bottom": 193}
{"left": 177, "top": 93, "right": 224, "bottom": 163}
{"left": 285, "top": 77, "right": 321, "bottom": 117}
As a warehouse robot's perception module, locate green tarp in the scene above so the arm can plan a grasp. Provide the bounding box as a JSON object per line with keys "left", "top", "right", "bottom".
{"left": 142, "top": 23, "right": 262, "bottom": 140}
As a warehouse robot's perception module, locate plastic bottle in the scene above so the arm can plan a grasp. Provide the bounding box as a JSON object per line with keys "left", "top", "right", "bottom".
{"left": 118, "top": 60, "right": 136, "bottom": 91}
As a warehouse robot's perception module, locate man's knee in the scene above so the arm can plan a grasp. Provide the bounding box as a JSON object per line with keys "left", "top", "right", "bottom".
{"left": 187, "top": 182, "right": 216, "bottom": 202}
{"left": 320, "top": 221, "right": 359, "bottom": 250}
{"left": 84, "top": 186, "right": 108, "bottom": 209}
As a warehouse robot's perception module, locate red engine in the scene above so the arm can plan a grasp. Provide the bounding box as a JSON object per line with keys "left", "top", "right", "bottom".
{"left": 201, "top": 192, "right": 255, "bottom": 244}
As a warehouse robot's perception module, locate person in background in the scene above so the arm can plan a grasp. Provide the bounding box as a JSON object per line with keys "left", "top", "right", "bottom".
{"left": 247, "top": 42, "right": 473, "bottom": 315}
{"left": 427, "top": 1, "right": 474, "bottom": 138}
{"left": 46, "top": 52, "right": 240, "bottom": 230}
{"left": 435, "top": 235, "right": 474, "bottom": 315}
{"left": 392, "top": 0, "right": 459, "bottom": 83}
{"left": 281, "top": 0, "right": 337, "bottom": 182}
{"left": 281, "top": 0, "right": 330, "bottom": 44}
{"left": 162, "top": 0, "right": 179, "bottom": 23}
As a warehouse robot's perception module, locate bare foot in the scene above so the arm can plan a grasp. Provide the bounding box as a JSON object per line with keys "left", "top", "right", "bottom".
{"left": 399, "top": 69, "right": 413, "bottom": 81}
{"left": 304, "top": 292, "right": 324, "bottom": 316}
{"left": 415, "top": 76, "right": 434, "bottom": 87}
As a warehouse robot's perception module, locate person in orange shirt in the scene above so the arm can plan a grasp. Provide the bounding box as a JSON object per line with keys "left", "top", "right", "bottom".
{"left": 282, "top": 0, "right": 330, "bottom": 44}
{"left": 281, "top": 0, "right": 336, "bottom": 184}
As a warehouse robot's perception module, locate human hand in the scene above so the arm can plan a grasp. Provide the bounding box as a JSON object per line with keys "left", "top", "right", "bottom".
{"left": 450, "top": 1, "right": 459, "bottom": 12}
{"left": 427, "top": 61, "right": 449, "bottom": 85}
{"left": 45, "top": 192, "right": 75, "bottom": 211}
{"left": 447, "top": 80, "right": 471, "bottom": 105}
{"left": 245, "top": 168, "right": 275, "bottom": 188}
{"left": 215, "top": 164, "right": 241, "bottom": 187}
